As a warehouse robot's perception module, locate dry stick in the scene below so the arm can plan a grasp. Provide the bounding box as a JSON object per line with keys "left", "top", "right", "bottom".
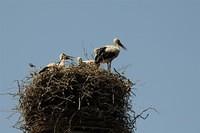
{"left": 112, "top": 88, "right": 115, "bottom": 104}
{"left": 12, "top": 112, "right": 24, "bottom": 130}
{"left": 0, "top": 92, "right": 16, "bottom": 96}
{"left": 83, "top": 47, "right": 89, "bottom": 60}
{"left": 65, "top": 111, "right": 78, "bottom": 133}
{"left": 53, "top": 113, "right": 62, "bottom": 133}
{"left": 77, "top": 75, "right": 92, "bottom": 110}
{"left": 78, "top": 95, "right": 81, "bottom": 110}
{"left": 14, "top": 80, "right": 21, "bottom": 94}
{"left": 133, "top": 107, "right": 158, "bottom": 125}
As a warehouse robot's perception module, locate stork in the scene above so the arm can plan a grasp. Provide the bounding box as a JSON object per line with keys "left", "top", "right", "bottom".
{"left": 39, "top": 53, "right": 73, "bottom": 73}
{"left": 94, "top": 38, "right": 126, "bottom": 72}
{"left": 76, "top": 57, "right": 100, "bottom": 67}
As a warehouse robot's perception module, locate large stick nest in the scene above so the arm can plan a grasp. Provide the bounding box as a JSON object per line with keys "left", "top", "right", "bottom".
{"left": 17, "top": 64, "right": 135, "bottom": 133}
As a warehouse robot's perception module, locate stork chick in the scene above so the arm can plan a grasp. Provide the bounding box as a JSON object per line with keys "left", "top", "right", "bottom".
{"left": 39, "top": 53, "right": 73, "bottom": 73}
{"left": 94, "top": 38, "right": 126, "bottom": 72}
{"left": 77, "top": 57, "right": 100, "bottom": 67}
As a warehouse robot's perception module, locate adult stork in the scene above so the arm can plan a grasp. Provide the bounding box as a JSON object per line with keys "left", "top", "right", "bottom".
{"left": 39, "top": 53, "right": 73, "bottom": 73}
{"left": 94, "top": 38, "right": 126, "bottom": 72}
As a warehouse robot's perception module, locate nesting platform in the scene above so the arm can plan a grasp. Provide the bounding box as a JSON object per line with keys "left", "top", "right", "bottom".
{"left": 18, "top": 64, "right": 135, "bottom": 133}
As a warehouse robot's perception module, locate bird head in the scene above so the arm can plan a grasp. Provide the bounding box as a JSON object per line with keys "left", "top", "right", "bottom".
{"left": 77, "top": 57, "right": 83, "bottom": 65}
{"left": 59, "top": 53, "right": 74, "bottom": 60}
{"left": 113, "top": 38, "right": 127, "bottom": 50}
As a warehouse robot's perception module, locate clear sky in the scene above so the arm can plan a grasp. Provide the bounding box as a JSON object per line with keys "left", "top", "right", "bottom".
{"left": 0, "top": 0, "right": 200, "bottom": 133}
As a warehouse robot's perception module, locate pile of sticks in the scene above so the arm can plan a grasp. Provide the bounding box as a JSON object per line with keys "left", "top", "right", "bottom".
{"left": 17, "top": 64, "right": 135, "bottom": 133}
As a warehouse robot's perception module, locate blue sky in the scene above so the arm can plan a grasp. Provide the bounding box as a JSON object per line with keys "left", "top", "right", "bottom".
{"left": 0, "top": 0, "right": 200, "bottom": 133}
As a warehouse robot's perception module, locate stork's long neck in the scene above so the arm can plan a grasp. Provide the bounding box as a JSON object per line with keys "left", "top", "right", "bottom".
{"left": 114, "top": 43, "right": 121, "bottom": 49}
{"left": 79, "top": 59, "right": 83, "bottom": 64}
{"left": 59, "top": 59, "right": 66, "bottom": 67}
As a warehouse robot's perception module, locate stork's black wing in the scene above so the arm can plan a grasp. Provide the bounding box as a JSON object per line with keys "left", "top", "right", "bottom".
{"left": 95, "top": 47, "right": 117, "bottom": 64}
{"left": 95, "top": 47, "right": 107, "bottom": 64}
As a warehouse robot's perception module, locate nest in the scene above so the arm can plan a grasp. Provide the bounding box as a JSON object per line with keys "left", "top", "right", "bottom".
{"left": 17, "top": 64, "right": 136, "bottom": 133}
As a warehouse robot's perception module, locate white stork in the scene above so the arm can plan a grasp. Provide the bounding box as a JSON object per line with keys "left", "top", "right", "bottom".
{"left": 39, "top": 53, "right": 73, "bottom": 73}
{"left": 76, "top": 57, "right": 100, "bottom": 67}
{"left": 94, "top": 38, "right": 126, "bottom": 72}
